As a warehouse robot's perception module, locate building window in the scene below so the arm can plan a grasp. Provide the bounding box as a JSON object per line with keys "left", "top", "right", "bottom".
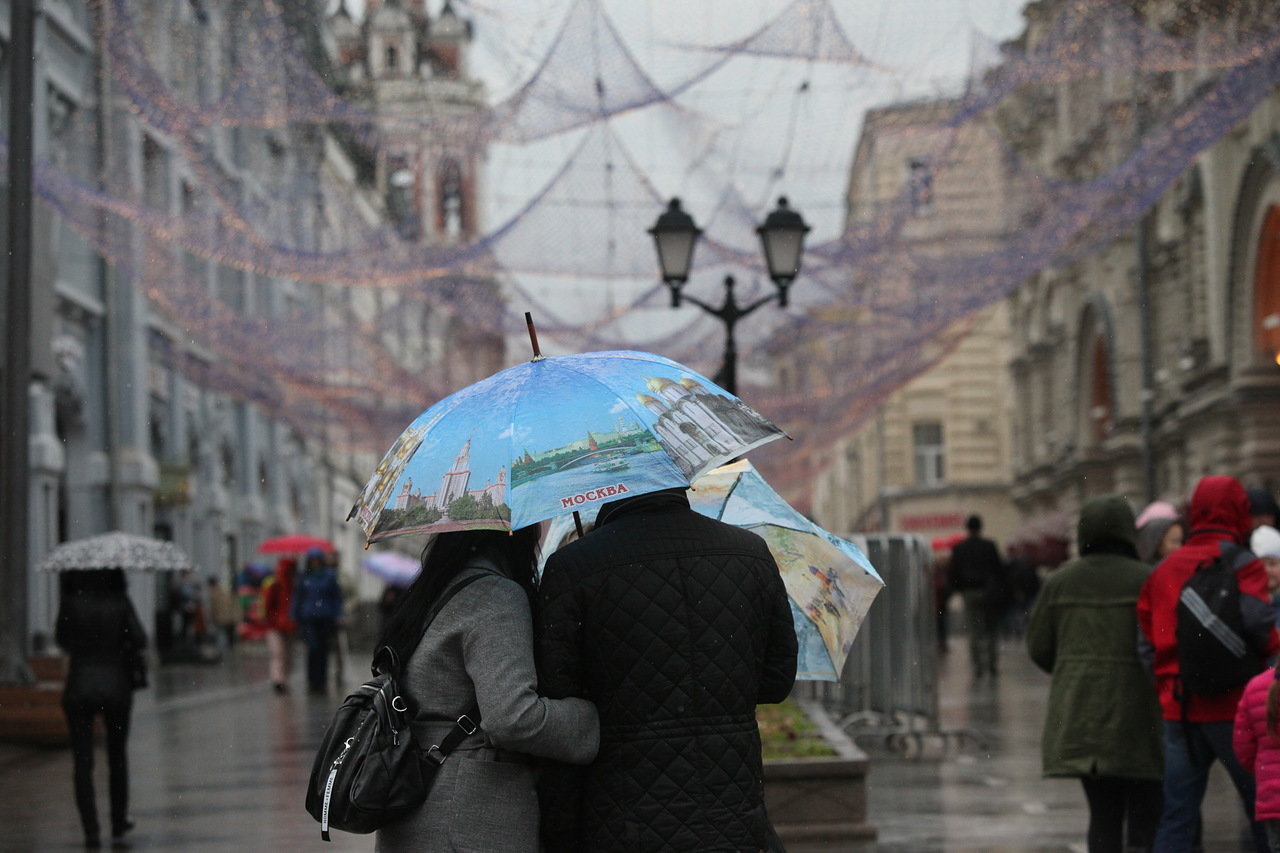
{"left": 1253, "top": 204, "right": 1280, "bottom": 366}
{"left": 438, "top": 157, "right": 464, "bottom": 239}
{"left": 386, "top": 44, "right": 398, "bottom": 73}
{"left": 913, "top": 422, "right": 945, "bottom": 487}
{"left": 907, "top": 156, "right": 934, "bottom": 214}
{"left": 1089, "top": 334, "right": 1114, "bottom": 444}
{"left": 387, "top": 154, "right": 419, "bottom": 240}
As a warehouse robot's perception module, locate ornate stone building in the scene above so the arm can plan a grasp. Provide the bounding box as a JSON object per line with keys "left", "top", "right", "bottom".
{"left": 7, "top": 0, "right": 502, "bottom": 648}
{"left": 810, "top": 99, "right": 1021, "bottom": 545}
{"left": 326, "top": 0, "right": 502, "bottom": 394}
{"left": 1002, "top": 0, "right": 1280, "bottom": 524}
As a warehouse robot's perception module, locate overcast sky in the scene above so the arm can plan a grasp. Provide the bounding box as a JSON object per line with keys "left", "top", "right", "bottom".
{"left": 337, "top": 0, "right": 1030, "bottom": 349}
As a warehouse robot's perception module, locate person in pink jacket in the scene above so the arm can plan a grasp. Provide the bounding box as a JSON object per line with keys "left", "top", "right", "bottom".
{"left": 1234, "top": 666, "right": 1280, "bottom": 850}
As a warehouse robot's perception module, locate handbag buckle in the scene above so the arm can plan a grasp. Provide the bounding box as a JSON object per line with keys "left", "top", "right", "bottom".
{"left": 424, "top": 745, "right": 447, "bottom": 767}
{"left": 456, "top": 714, "right": 478, "bottom": 735}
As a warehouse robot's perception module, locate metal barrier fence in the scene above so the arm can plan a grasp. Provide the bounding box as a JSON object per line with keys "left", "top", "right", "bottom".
{"left": 793, "top": 533, "right": 949, "bottom": 752}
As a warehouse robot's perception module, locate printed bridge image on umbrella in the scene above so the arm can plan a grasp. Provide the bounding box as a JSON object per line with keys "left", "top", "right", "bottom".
{"left": 350, "top": 349, "right": 785, "bottom": 543}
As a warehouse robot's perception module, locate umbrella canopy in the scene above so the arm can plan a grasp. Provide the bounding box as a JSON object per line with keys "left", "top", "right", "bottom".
{"left": 258, "top": 534, "right": 335, "bottom": 554}
{"left": 37, "top": 531, "right": 195, "bottom": 573}
{"left": 349, "top": 350, "right": 785, "bottom": 543}
{"left": 543, "top": 460, "right": 883, "bottom": 681}
{"left": 362, "top": 550, "right": 421, "bottom": 589}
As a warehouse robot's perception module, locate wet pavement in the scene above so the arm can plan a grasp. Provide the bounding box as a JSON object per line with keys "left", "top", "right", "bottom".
{"left": 864, "top": 637, "right": 1255, "bottom": 852}
{"left": 0, "top": 637, "right": 1260, "bottom": 852}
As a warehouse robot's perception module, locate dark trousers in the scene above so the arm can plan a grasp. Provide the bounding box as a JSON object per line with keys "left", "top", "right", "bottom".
{"left": 64, "top": 694, "right": 133, "bottom": 841}
{"left": 1080, "top": 775, "right": 1163, "bottom": 853}
{"left": 1154, "top": 720, "right": 1267, "bottom": 853}
{"left": 300, "top": 619, "right": 335, "bottom": 691}
{"left": 960, "top": 589, "right": 998, "bottom": 676}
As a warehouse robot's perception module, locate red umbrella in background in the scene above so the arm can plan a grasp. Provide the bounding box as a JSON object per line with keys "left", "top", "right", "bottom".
{"left": 930, "top": 533, "right": 965, "bottom": 551}
{"left": 258, "top": 534, "right": 335, "bottom": 554}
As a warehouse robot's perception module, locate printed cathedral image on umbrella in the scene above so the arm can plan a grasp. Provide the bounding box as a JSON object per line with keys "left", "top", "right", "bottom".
{"left": 540, "top": 459, "right": 884, "bottom": 681}
{"left": 350, "top": 350, "right": 785, "bottom": 543}
{"left": 687, "top": 461, "right": 883, "bottom": 681}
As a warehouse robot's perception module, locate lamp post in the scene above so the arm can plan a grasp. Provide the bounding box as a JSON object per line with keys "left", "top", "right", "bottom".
{"left": 648, "top": 197, "right": 809, "bottom": 395}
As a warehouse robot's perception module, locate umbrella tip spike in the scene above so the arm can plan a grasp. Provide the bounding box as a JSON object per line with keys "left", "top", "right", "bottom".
{"left": 525, "top": 311, "right": 543, "bottom": 360}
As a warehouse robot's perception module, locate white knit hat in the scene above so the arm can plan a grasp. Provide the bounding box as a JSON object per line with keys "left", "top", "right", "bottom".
{"left": 1251, "top": 525, "right": 1280, "bottom": 560}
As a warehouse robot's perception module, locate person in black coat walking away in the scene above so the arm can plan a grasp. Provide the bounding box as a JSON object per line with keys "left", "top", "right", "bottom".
{"left": 948, "top": 514, "right": 1010, "bottom": 679}
{"left": 56, "top": 569, "right": 147, "bottom": 849}
{"left": 535, "top": 488, "right": 798, "bottom": 853}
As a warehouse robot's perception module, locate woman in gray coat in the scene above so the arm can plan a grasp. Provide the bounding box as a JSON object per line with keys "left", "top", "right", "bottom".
{"left": 1026, "top": 494, "right": 1163, "bottom": 853}
{"left": 375, "top": 527, "right": 599, "bottom": 853}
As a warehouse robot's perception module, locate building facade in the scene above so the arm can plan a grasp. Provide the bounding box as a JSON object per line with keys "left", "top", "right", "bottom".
{"left": 810, "top": 99, "right": 1021, "bottom": 545}
{"left": 1002, "top": 0, "right": 1280, "bottom": 525}
{"left": 5, "top": 0, "right": 501, "bottom": 649}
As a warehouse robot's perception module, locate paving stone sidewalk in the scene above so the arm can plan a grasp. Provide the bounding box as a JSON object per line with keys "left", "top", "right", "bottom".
{"left": 0, "top": 636, "right": 1259, "bottom": 852}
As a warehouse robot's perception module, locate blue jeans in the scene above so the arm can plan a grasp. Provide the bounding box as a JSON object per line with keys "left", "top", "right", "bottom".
{"left": 1154, "top": 720, "right": 1266, "bottom": 852}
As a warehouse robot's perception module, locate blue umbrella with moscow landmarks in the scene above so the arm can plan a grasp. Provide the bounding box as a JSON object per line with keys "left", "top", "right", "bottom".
{"left": 349, "top": 323, "right": 786, "bottom": 544}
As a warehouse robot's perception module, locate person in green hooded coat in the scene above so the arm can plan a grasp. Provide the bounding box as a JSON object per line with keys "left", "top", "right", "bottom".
{"left": 1026, "top": 494, "right": 1163, "bottom": 853}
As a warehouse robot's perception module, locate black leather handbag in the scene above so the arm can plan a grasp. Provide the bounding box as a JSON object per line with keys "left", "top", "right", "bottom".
{"left": 305, "top": 574, "right": 483, "bottom": 841}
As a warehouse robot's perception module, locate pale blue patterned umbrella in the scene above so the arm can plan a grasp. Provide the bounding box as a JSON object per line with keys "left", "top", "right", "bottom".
{"left": 349, "top": 350, "right": 785, "bottom": 543}
{"left": 542, "top": 459, "right": 884, "bottom": 681}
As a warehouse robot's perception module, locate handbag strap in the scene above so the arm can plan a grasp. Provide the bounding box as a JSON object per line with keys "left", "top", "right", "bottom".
{"left": 373, "top": 571, "right": 489, "bottom": 678}
{"left": 412, "top": 571, "right": 491, "bottom": 763}
{"left": 422, "top": 705, "right": 482, "bottom": 766}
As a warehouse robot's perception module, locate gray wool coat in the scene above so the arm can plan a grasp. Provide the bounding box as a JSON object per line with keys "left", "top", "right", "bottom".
{"left": 375, "top": 563, "right": 599, "bottom": 853}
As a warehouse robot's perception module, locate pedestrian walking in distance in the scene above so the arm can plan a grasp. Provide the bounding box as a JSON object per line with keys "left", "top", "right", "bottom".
{"left": 291, "top": 547, "right": 344, "bottom": 694}
{"left": 57, "top": 569, "right": 147, "bottom": 849}
{"left": 949, "top": 514, "right": 1010, "bottom": 679}
{"left": 374, "top": 527, "right": 598, "bottom": 853}
{"left": 1135, "top": 500, "right": 1185, "bottom": 566}
{"left": 262, "top": 558, "right": 297, "bottom": 694}
{"left": 1027, "top": 495, "right": 1163, "bottom": 853}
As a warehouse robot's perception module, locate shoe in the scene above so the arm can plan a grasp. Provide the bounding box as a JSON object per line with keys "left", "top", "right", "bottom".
{"left": 84, "top": 837, "right": 101, "bottom": 850}
{"left": 112, "top": 819, "right": 135, "bottom": 840}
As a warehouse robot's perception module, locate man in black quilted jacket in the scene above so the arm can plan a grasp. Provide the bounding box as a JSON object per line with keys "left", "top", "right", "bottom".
{"left": 535, "top": 487, "right": 798, "bottom": 852}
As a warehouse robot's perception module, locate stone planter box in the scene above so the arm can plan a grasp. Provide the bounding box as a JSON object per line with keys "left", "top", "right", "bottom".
{"left": 764, "top": 701, "right": 876, "bottom": 852}
{"left": 0, "top": 656, "right": 71, "bottom": 746}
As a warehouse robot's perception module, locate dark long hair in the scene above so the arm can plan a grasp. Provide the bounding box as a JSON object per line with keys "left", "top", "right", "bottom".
{"left": 374, "top": 526, "right": 540, "bottom": 670}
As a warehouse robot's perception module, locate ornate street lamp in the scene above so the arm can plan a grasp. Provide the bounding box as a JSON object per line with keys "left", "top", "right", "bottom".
{"left": 648, "top": 197, "right": 809, "bottom": 394}
{"left": 647, "top": 197, "right": 702, "bottom": 307}
{"left": 757, "top": 196, "right": 810, "bottom": 308}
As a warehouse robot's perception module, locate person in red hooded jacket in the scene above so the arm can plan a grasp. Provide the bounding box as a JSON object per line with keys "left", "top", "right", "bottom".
{"left": 1138, "top": 475, "right": 1280, "bottom": 852}
{"left": 261, "top": 558, "right": 297, "bottom": 694}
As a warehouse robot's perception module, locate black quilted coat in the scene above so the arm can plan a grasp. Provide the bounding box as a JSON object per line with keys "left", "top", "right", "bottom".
{"left": 535, "top": 489, "right": 798, "bottom": 852}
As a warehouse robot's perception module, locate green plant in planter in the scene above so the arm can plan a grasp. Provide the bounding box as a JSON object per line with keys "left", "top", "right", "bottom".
{"left": 756, "top": 699, "right": 838, "bottom": 759}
